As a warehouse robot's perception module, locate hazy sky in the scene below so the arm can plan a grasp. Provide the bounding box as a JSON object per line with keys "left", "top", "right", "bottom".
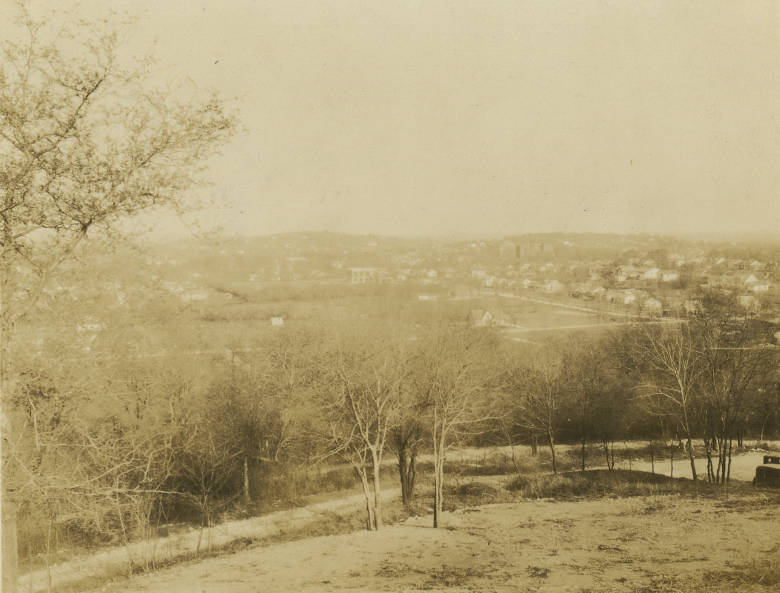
{"left": 12, "top": 1, "right": 780, "bottom": 238}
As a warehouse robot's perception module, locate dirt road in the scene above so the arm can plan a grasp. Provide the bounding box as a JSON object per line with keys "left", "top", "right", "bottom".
{"left": 20, "top": 488, "right": 399, "bottom": 593}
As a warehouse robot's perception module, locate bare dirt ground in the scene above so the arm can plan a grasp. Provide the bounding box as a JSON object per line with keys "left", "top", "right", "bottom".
{"left": 94, "top": 492, "right": 780, "bottom": 593}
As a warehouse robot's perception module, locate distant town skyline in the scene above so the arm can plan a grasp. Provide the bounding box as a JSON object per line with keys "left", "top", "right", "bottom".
{"left": 12, "top": 0, "right": 780, "bottom": 240}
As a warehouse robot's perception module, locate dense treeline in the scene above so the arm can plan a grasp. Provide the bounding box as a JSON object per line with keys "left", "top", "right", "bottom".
{"left": 6, "top": 293, "right": 778, "bottom": 566}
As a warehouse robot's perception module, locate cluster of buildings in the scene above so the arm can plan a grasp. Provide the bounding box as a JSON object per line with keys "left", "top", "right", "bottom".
{"left": 142, "top": 234, "right": 777, "bottom": 323}
{"left": 344, "top": 239, "right": 777, "bottom": 319}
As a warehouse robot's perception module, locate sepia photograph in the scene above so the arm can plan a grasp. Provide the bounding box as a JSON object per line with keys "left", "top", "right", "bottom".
{"left": 1, "top": 1, "right": 779, "bottom": 592}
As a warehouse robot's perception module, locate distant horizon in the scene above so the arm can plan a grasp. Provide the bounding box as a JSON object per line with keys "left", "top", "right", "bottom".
{"left": 140, "top": 224, "right": 780, "bottom": 247}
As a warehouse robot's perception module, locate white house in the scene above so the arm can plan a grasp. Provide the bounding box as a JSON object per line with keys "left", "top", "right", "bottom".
{"left": 743, "top": 273, "right": 759, "bottom": 285}
{"left": 661, "top": 271, "right": 679, "bottom": 283}
{"left": 544, "top": 280, "right": 564, "bottom": 293}
{"left": 468, "top": 309, "right": 494, "bottom": 327}
{"left": 643, "top": 298, "right": 663, "bottom": 316}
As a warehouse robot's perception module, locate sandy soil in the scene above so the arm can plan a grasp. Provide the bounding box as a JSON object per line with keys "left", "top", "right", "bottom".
{"left": 94, "top": 492, "right": 779, "bottom": 593}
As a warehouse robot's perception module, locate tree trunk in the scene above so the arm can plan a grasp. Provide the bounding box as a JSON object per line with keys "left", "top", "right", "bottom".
{"left": 432, "top": 487, "right": 438, "bottom": 529}
{"left": 547, "top": 431, "right": 557, "bottom": 475}
{"left": 686, "top": 437, "right": 697, "bottom": 481}
{"left": 726, "top": 438, "right": 733, "bottom": 483}
{"left": 2, "top": 501, "right": 18, "bottom": 593}
{"left": 530, "top": 433, "right": 538, "bottom": 456}
{"left": 580, "top": 437, "right": 586, "bottom": 472}
{"left": 398, "top": 446, "right": 417, "bottom": 508}
{"left": 669, "top": 443, "right": 674, "bottom": 478}
{"left": 355, "top": 466, "right": 375, "bottom": 531}
{"left": 242, "top": 456, "right": 251, "bottom": 504}
{"left": 372, "top": 457, "right": 382, "bottom": 530}
{"left": 650, "top": 443, "right": 654, "bottom": 474}
{"left": 432, "top": 460, "right": 441, "bottom": 529}
{"left": 432, "top": 448, "right": 445, "bottom": 528}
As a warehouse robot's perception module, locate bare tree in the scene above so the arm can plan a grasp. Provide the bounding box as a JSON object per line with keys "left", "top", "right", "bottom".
{"left": 630, "top": 323, "right": 701, "bottom": 481}
{"left": 413, "top": 326, "right": 497, "bottom": 528}
{"left": 1, "top": 5, "right": 235, "bottom": 586}
{"left": 316, "top": 326, "right": 408, "bottom": 530}
{"left": 509, "top": 342, "right": 565, "bottom": 474}
{"left": 697, "top": 311, "right": 777, "bottom": 483}
{"left": 389, "top": 414, "right": 424, "bottom": 509}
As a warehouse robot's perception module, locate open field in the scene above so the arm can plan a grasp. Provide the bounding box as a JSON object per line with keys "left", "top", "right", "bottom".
{"left": 93, "top": 476, "right": 780, "bottom": 593}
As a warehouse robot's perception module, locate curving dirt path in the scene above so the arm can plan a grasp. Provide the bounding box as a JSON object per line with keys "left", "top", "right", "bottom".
{"left": 20, "top": 488, "right": 399, "bottom": 593}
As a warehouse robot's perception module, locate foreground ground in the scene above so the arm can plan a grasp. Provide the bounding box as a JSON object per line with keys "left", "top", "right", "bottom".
{"left": 93, "top": 483, "right": 779, "bottom": 593}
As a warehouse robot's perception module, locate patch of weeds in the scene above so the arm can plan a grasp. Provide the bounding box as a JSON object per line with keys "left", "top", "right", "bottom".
{"left": 506, "top": 469, "right": 730, "bottom": 501}
{"left": 376, "top": 560, "right": 418, "bottom": 579}
{"left": 643, "top": 502, "right": 665, "bottom": 514}
{"left": 443, "top": 481, "right": 510, "bottom": 511}
{"left": 704, "top": 555, "right": 780, "bottom": 587}
{"left": 526, "top": 565, "right": 550, "bottom": 579}
{"left": 420, "top": 565, "right": 489, "bottom": 589}
{"left": 456, "top": 482, "right": 499, "bottom": 497}
{"left": 633, "top": 575, "right": 682, "bottom": 593}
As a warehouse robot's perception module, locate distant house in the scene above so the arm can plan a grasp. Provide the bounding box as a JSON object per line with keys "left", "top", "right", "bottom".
{"left": 752, "top": 283, "right": 770, "bottom": 293}
{"left": 743, "top": 273, "right": 759, "bottom": 285}
{"left": 181, "top": 290, "right": 209, "bottom": 302}
{"left": 468, "top": 309, "right": 494, "bottom": 328}
{"left": 544, "top": 280, "right": 564, "bottom": 294}
{"left": 623, "top": 292, "right": 637, "bottom": 306}
{"left": 682, "top": 300, "right": 702, "bottom": 315}
{"left": 618, "top": 265, "right": 641, "bottom": 280}
{"left": 270, "top": 316, "right": 285, "bottom": 327}
{"left": 418, "top": 294, "right": 438, "bottom": 301}
{"left": 643, "top": 298, "right": 663, "bottom": 316}
{"left": 351, "top": 267, "right": 381, "bottom": 284}
{"left": 661, "top": 271, "right": 679, "bottom": 283}
{"left": 737, "top": 295, "right": 760, "bottom": 313}
{"left": 642, "top": 268, "right": 660, "bottom": 281}
{"left": 522, "top": 278, "right": 539, "bottom": 290}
